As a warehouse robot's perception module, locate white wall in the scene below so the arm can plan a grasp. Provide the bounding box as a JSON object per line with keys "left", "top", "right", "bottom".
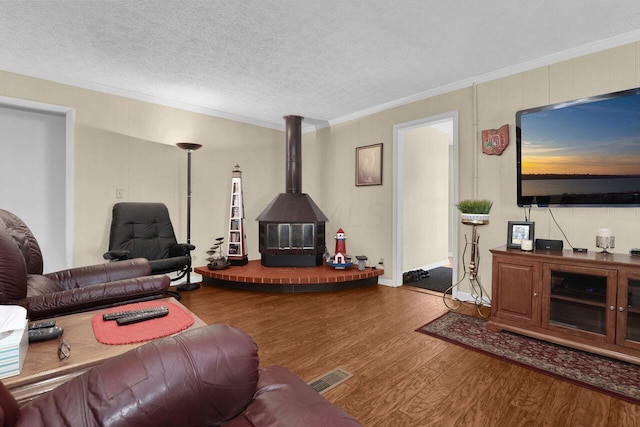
{"left": 0, "top": 70, "right": 284, "bottom": 269}
{"left": 474, "top": 44, "right": 640, "bottom": 287}
{"left": 402, "top": 125, "right": 449, "bottom": 271}
{"left": 3, "top": 40, "right": 640, "bottom": 295}
{"left": 317, "top": 41, "right": 640, "bottom": 292}
{"left": 0, "top": 105, "right": 66, "bottom": 272}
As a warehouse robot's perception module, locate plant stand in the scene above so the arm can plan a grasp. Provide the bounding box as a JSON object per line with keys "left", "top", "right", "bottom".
{"left": 443, "top": 218, "right": 492, "bottom": 318}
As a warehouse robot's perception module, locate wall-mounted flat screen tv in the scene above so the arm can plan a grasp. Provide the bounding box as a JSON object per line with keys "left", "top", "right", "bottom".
{"left": 517, "top": 87, "right": 640, "bottom": 207}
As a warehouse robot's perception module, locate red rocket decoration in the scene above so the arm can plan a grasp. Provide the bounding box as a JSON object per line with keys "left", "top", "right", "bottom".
{"left": 327, "top": 228, "right": 353, "bottom": 269}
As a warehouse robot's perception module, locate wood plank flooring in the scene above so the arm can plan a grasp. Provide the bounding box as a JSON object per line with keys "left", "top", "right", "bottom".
{"left": 177, "top": 284, "right": 640, "bottom": 426}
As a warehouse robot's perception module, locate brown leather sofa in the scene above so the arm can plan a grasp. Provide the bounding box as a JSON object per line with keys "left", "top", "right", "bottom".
{"left": 0, "top": 209, "right": 170, "bottom": 320}
{"left": 0, "top": 324, "right": 361, "bottom": 426}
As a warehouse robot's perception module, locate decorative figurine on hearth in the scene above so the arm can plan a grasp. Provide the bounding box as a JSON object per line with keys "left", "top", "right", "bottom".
{"left": 206, "top": 237, "right": 230, "bottom": 270}
{"left": 326, "top": 228, "right": 353, "bottom": 269}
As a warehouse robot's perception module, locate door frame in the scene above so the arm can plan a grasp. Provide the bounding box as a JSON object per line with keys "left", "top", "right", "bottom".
{"left": 392, "top": 111, "right": 459, "bottom": 292}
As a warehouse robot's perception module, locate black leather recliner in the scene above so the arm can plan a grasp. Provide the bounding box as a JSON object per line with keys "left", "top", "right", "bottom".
{"left": 103, "top": 202, "right": 194, "bottom": 284}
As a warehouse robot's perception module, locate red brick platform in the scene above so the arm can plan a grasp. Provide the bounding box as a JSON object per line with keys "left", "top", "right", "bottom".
{"left": 194, "top": 260, "right": 383, "bottom": 293}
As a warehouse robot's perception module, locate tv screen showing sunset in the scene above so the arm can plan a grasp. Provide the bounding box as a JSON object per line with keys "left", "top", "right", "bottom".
{"left": 520, "top": 92, "right": 640, "bottom": 198}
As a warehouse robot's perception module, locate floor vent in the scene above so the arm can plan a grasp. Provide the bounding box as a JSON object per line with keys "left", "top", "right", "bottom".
{"left": 308, "top": 368, "right": 353, "bottom": 394}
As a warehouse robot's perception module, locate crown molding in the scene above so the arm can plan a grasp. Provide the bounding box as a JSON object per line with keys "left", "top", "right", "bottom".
{"left": 328, "top": 29, "right": 640, "bottom": 128}
{"left": 0, "top": 64, "right": 284, "bottom": 131}
{"left": 3, "top": 28, "right": 640, "bottom": 133}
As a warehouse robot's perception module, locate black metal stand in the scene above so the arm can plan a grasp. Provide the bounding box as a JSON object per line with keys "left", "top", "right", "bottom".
{"left": 443, "top": 222, "right": 492, "bottom": 318}
{"left": 176, "top": 142, "right": 202, "bottom": 291}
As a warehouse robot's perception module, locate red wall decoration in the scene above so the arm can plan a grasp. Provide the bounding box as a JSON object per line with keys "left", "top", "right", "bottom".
{"left": 481, "top": 124, "right": 509, "bottom": 155}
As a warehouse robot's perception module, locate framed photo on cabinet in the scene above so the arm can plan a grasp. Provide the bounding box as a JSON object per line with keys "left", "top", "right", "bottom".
{"left": 507, "top": 221, "right": 535, "bottom": 249}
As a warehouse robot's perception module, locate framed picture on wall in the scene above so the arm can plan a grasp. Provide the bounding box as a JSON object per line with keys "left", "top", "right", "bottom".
{"left": 507, "top": 221, "right": 535, "bottom": 249}
{"left": 356, "top": 143, "right": 383, "bottom": 186}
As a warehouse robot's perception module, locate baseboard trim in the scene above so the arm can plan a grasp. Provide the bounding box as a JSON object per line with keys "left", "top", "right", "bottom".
{"left": 378, "top": 277, "right": 396, "bottom": 287}
{"left": 412, "top": 259, "right": 450, "bottom": 272}
{"left": 456, "top": 291, "right": 491, "bottom": 307}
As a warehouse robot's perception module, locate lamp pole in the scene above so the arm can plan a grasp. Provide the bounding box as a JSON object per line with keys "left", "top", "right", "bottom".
{"left": 176, "top": 142, "right": 202, "bottom": 291}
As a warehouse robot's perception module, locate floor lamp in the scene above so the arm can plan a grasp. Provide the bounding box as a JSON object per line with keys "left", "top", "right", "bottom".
{"left": 176, "top": 142, "right": 202, "bottom": 291}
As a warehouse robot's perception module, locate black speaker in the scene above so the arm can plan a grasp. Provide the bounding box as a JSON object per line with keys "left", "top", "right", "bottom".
{"left": 535, "top": 239, "right": 563, "bottom": 251}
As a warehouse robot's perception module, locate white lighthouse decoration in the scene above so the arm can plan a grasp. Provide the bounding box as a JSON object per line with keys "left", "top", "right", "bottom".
{"left": 227, "top": 164, "right": 248, "bottom": 265}
{"left": 327, "top": 228, "right": 353, "bottom": 269}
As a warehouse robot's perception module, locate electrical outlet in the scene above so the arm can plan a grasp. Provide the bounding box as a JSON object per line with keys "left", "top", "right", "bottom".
{"left": 116, "top": 187, "right": 125, "bottom": 199}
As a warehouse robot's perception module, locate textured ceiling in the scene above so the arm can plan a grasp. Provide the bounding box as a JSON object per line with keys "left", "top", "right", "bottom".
{"left": 1, "top": 1, "right": 640, "bottom": 130}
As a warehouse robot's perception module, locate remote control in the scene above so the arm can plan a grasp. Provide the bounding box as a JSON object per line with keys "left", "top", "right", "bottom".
{"left": 29, "top": 320, "right": 56, "bottom": 330}
{"left": 103, "top": 306, "right": 169, "bottom": 321}
{"left": 116, "top": 307, "right": 169, "bottom": 325}
{"left": 28, "top": 326, "right": 64, "bottom": 343}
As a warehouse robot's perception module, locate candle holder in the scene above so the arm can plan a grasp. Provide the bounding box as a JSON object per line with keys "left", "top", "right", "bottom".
{"left": 596, "top": 235, "right": 615, "bottom": 254}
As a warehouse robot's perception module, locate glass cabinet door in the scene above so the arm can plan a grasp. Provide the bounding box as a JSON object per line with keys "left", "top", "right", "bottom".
{"left": 549, "top": 271, "right": 607, "bottom": 334}
{"left": 626, "top": 279, "right": 640, "bottom": 340}
{"left": 543, "top": 264, "right": 616, "bottom": 343}
{"left": 618, "top": 272, "right": 640, "bottom": 350}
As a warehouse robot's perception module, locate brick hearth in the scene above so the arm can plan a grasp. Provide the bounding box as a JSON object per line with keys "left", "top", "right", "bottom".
{"left": 194, "top": 260, "right": 383, "bottom": 292}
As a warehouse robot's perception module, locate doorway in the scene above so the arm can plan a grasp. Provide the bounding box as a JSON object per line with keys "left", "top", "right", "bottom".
{"left": 0, "top": 96, "right": 74, "bottom": 272}
{"left": 393, "top": 111, "right": 458, "bottom": 294}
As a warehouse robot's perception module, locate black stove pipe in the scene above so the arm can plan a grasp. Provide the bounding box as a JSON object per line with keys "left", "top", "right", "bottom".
{"left": 284, "top": 115, "right": 303, "bottom": 194}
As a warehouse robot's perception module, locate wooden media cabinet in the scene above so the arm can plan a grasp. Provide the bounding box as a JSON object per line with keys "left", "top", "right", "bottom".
{"left": 489, "top": 246, "right": 640, "bottom": 364}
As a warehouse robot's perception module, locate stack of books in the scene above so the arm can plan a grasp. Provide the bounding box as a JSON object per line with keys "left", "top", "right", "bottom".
{"left": 0, "top": 306, "right": 28, "bottom": 379}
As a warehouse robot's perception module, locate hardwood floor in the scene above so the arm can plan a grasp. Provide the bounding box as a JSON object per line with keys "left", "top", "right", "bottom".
{"left": 177, "top": 283, "right": 640, "bottom": 426}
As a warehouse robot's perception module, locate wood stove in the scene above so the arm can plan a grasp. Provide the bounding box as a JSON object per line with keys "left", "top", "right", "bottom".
{"left": 256, "top": 115, "right": 328, "bottom": 267}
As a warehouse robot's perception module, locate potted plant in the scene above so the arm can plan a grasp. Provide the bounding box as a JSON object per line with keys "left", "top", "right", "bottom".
{"left": 456, "top": 199, "right": 493, "bottom": 225}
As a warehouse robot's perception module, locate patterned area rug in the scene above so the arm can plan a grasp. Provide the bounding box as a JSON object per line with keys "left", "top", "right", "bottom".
{"left": 417, "top": 312, "right": 640, "bottom": 404}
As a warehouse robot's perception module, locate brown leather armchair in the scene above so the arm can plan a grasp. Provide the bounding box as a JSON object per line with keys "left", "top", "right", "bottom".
{"left": 0, "top": 324, "right": 361, "bottom": 426}
{"left": 0, "top": 209, "right": 170, "bottom": 320}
